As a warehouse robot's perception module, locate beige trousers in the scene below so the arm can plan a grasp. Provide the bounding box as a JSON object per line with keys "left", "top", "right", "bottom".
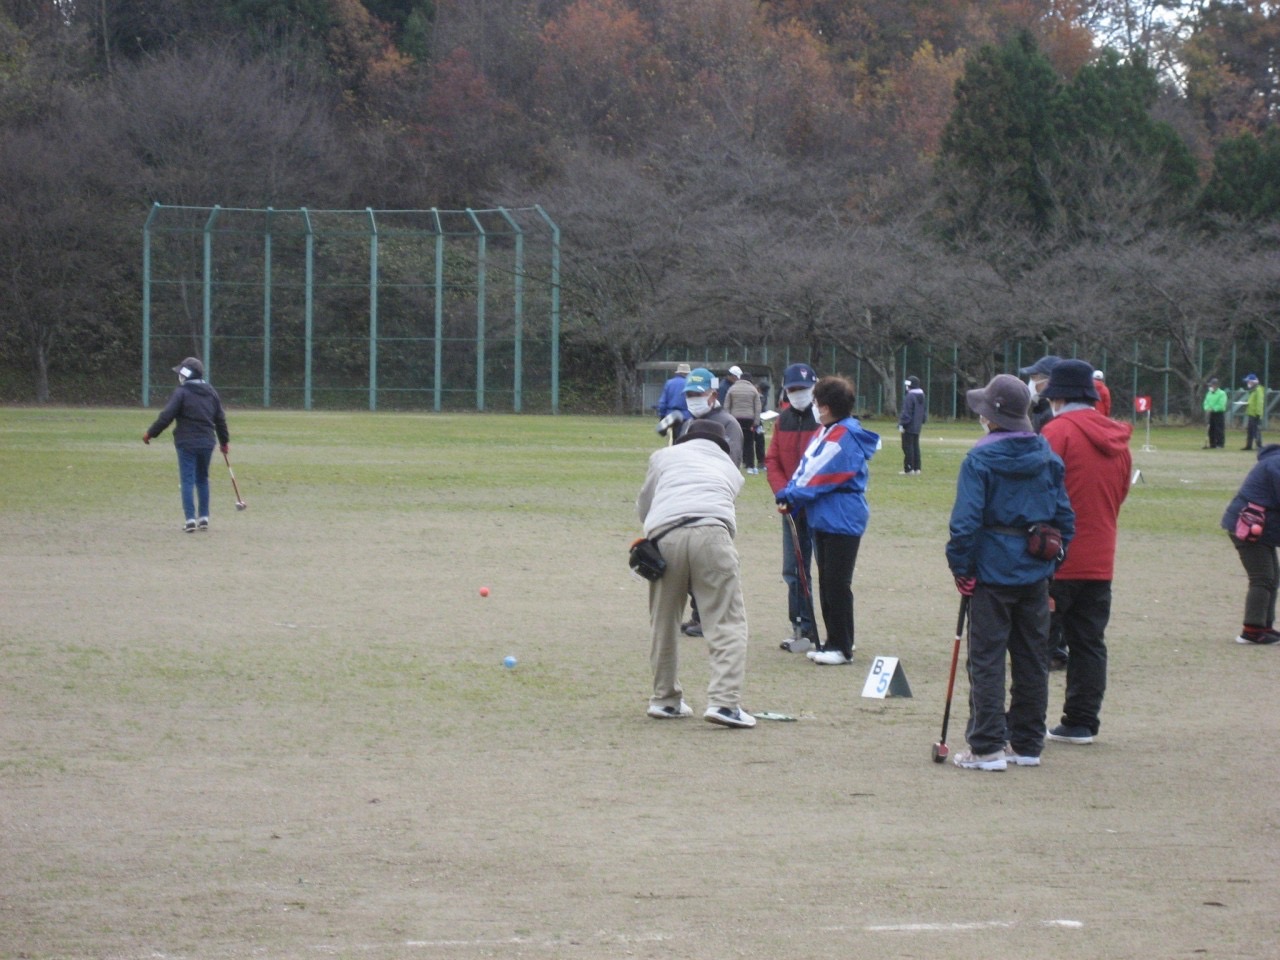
{"left": 648, "top": 524, "right": 748, "bottom": 711}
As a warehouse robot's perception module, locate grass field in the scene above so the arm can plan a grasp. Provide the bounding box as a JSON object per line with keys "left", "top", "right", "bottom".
{"left": 2, "top": 407, "right": 1277, "bottom": 960}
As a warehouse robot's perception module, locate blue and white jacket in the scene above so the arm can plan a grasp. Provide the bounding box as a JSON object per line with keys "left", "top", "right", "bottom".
{"left": 779, "top": 417, "right": 879, "bottom": 536}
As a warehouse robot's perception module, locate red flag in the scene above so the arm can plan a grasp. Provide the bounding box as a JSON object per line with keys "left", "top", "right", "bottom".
{"left": 1134, "top": 395, "right": 1151, "bottom": 413}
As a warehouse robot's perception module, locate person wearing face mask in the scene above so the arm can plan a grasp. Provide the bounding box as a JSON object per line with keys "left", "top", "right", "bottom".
{"left": 142, "top": 357, "right": 231, "bottom": 533}
{"left": 676, "top": 368, "right": 744, "bottom": 637}
{"left": 765, "top": 363, "right": 822, "bottom": 652}
{"left": 1018, "top": 355, "right": 1061, "bottom": 434}
{"left": 776, "top": 375, "right": 880, "bottom": 666}
{"left": 945, "top": 374, "right": 1074, "bottom": 770}
{"left": 897, "top": 375, "right": 927, "bottom": 475}
{"left": 1039, "top": 359, "right": 1132, "bottom": 746}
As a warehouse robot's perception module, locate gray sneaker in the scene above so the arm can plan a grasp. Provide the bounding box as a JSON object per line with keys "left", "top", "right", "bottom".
{"left": 704, "top": 705, "right": 756, "bottom": 728}
{"left": 647, "top": 701, "right": 692, "bottom": 719}
{"left": 184, "top": 520, "right": 197, "bottom": 533}
{"left": 952, "top": 749, "right": 1007, "bottom": 771}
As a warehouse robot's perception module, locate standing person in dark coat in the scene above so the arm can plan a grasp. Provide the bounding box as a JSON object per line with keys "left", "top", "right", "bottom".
{"left": 946, "top": 374, "right": 1074, "bottom": 770}
{"left": 1221, "top": 444, "right": 1280, "bottom": 645}
{"left": 897, "top": 375, "right": 926, "bottom": 474}
{"left": 143, "top": 357, "right": 231, "bottom": 533}
{"left": 1019, "top": 355, "right": 1061, "bottom": 434}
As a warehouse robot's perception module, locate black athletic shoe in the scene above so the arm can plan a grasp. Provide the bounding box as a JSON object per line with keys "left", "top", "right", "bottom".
{"left": 680, "top": 619, "right": 703, "bottom": 637}
{"left": 1046, "top": 723, "right": 1094, "bottom": 744}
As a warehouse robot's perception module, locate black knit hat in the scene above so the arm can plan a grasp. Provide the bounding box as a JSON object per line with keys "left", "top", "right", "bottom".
{"left": 676, "top": 418, "right": 731, "bottom": 455}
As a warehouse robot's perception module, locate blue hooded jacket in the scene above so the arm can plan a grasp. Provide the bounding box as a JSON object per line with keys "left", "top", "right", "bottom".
{"left": 780, "top": 417, "right": 879, "bottom": 535}
{"left": 1222, "top": 444, "right": 1280, "bottom": 546}
{"left": 946, "top": 431, "right": 1075, "bottom": 585}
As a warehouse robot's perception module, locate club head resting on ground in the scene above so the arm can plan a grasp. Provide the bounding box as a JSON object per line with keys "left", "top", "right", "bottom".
{"left": 932, "top": 742, "right": 949, "bottom": 763}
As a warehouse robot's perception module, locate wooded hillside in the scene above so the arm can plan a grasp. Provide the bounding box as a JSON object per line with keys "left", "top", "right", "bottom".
{"left": 1, "top": 1, "right": 1277, "bottom": 411}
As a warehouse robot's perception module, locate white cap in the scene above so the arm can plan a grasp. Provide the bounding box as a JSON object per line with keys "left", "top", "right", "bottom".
{"left": 1092, "top": 370, "right": 1104, "bottom": 379}
{"left": 729, "top": 365, "right": 743, "bottom": 377}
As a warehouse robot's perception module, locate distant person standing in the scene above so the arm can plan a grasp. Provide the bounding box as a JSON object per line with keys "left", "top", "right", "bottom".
{"left": 1019, "top": 355, "right": 1061, "bottom": 433}
{"left": 1221, "top": 444, "right": 1280, "bottom": 645}
{"left": 1204, "top": 377, "right": 1228, "bottom": 449}
{"left": 765, "top": 363, "right": 822, "bottom": 653}
{"left": 1242, "top": 373, "right": 1265, "bottom": 451}
{"left": 897, "top": 375, "right": 926, "bottom": 474}
{"left": 724, "top": 369, "right": 763, "bottom": 474}
{"left": 143, "top": 357, "right": 231, "bottom": 533}
{"left": 1092, "top": 369, "right": 1112, "bottom": 417}
{"left": 657, "top": 363, "right": 691, "bottom": 423}
{"left": 1040, "top": 360, "right": 1132, "bottom": 746}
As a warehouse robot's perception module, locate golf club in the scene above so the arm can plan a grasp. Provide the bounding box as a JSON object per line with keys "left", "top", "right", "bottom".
{"left": 932, "top": 595, "right": 969, "bottom": 763}
{"left": 223, "top": 449, "right": 247, "bottom": 510}
{"left": 779, "top": 510, "right": 813, "bottom": 652}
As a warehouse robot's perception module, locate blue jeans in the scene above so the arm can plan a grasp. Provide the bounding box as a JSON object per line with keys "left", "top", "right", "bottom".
{"left": 177, "top": 446, "right": 214, "bottom": 521}
{"left": 781, "top": 513, "right": 816, "bottom": 636}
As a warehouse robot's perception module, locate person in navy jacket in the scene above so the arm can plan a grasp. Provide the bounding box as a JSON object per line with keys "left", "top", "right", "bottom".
{"left": 776, "top": 376, "right": 879, "bottom": 666}
{"left": 946, "top": 373, "right": 1074, "bottom": 770}
{"left": 1221, "top": 444, "right": 1280, "bottom": 645}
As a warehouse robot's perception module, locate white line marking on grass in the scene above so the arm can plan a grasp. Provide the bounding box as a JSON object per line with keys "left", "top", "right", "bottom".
{"left": 865, "top": 919, "right": 1083, "bottom": 933}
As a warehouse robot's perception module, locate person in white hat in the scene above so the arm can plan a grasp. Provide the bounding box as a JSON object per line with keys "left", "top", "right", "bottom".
{"left": 1091, "top": 368, "right": 1112, "bottom": 416}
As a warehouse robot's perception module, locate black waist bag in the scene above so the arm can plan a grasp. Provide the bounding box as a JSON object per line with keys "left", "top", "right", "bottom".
{"left": 629, "top": 517, "right": 701, "bottom": 581}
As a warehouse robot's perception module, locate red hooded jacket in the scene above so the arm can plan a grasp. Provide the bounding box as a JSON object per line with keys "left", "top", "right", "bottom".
{"left": 1041, "top": 407, "right": 1132, "bottom": 579}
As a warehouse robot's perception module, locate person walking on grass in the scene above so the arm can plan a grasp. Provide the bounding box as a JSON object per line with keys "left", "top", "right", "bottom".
{"left": 1040, "top": 360, "right": 1132, "bottom": 746}
{"left": 637, "top": 419, "right": 755, "bottom": 728}
{"left": 765, "top": 363, "right": 822, "bottom": 653}
{"left": 897, "top": 375, "right": 926, "bottom": 475}
{"left": 1203, "top": 377, "right": 1228, "bottom": 449}
{"left": 143, "top": 357, "right": 230, "bottom": 533}
{"left": 775, "top": 376, "right": 879, "bottom": 667}
{"left": 946, "top": 374, "right": 1074, "bottom": 771}
{"left": 1221, "top": 445, "right": 1280, "bottom": 646}
{"left": 1242, "top": 374, "right": 1265, "bottom": 451}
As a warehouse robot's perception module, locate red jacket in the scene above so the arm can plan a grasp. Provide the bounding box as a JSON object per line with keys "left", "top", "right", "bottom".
{"left": 1094, "top": 379, "right": 1112, "bottom": 416}
{"left": 1042, "top": 407, "right": 1131, "bottom": 579}
{"left": 765, "top": 403, "right": 820, "bottom": 494}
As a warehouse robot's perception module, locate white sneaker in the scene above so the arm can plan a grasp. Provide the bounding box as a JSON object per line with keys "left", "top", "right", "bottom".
{"left": 704, "top": 705, "right": 756, "bottom": 728}
{"left": 1003, "top": 746, "right": 1041, "bottom": 767}
{"left": 952, "top": 750, "right": 1007, "bottom": 771}
{"left": 197, "top": 517, "right": 209, "bottom": 531}
{"left": 647, "top": 700, "right": 693, "bottom": 719}
{"left": 811, "top": 650, "right": 853, "bottom": 665}
{"left": 184, "top": 519, "right": 197, "bottom": 533}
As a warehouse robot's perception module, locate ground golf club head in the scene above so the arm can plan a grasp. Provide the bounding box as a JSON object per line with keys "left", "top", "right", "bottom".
{"left": 236, "top": 501, "right": 247, "bottom": 511}
{"left": 932, "top": 742, "right": 949, "bottom": 763}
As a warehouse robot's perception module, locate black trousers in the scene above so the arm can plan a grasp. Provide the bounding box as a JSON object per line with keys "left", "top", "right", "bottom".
{"left": 1207, "top": 411, "right": 1225, "bottom": 448}
{"left": 1232, "top": 535, "right": 1278, "bottom": 629}
{"left": 965, "top": 581, "right": 1050, "bottom": 756}
{"left": 813, "top": 530, "right": 861, "bottom": 658}
{"left": 901, "top": 431, "right": 921, "bottom": 472}
{"left": 1049, "top": 579, "right": 1113, "bottom": 736}
{"left": 736, "top": 418, "right": 758, "bottom": 469}
{"left": 1245, "top": 415, "right": 1263, "bottom": 449}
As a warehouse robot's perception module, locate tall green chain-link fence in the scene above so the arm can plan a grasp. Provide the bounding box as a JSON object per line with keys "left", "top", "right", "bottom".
{"left": 142, "top": 204, "right": 560, "bottom": 412}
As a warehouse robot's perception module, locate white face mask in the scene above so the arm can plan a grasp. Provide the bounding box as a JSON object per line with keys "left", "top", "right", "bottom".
{"left": 903, "top": 380, "right": 911, "bottom": 389}
{"left": 686, "top": 395, "right": 712, "bottom": 417}
{"left": 979, "top": 416, "right": 991, "bottom": 434}
{"left": 788, "top": 387, "right": 814, "bottom": 410}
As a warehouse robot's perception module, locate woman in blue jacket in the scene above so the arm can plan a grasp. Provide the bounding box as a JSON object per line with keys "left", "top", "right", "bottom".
{"left": 777, "top": 376, "right": 879, "bottom": 666}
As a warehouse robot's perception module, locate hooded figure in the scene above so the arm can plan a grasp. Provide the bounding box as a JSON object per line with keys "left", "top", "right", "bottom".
{"left": 1040, "top": 358, "right": 1132, "bottom": 746}
{"left": 897, "top": 375, "right": 927, "bottom": 474}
